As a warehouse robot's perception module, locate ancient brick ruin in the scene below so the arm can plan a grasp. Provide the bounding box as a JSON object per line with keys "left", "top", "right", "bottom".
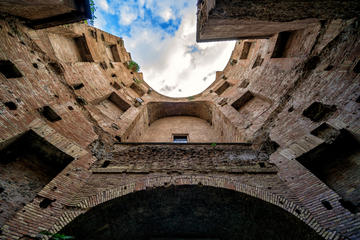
{"left": 0, "top": 0, "right": 359, "bottom": 239}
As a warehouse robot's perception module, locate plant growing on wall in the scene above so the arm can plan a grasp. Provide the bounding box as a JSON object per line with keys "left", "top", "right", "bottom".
{"left": 84, "top": 0, "right": 96, "bottom": 25}
{"left": 127, "top": 60, "right": 140, "bottom": 72}
{"left": 39, "top": 231, "right": 74, "bottom": 240}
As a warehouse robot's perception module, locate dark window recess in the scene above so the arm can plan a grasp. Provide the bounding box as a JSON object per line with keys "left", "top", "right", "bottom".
{"left": 100, "top": 61, "right": 108, "bottom": 70}
{"left": 339, "top": 199, "right": 358, "bottom": 214}
{"left": 108, "top": 92, "right": 131, "bottom": 112}
{"left": 76, "top": 96, "right": 87, "bottom": 106}
{"left": 173, "top": 135, "right": 188, "bottom": 143}
{"left": 0, "top": 60, "right": 23, "bottom": 78}
{"left": 110, "top": 45, "right": 121, "bottom": 62}
{"left": 48, "top": 62, "right": 64, "bottom": 75}
{"left": 231, "top": 91, "right": 254, "bottom": 111}
{"left": 4, "top": 101, "right": 17, "bottom": 110}
{"left": 215, "top": 81, "right": 230, "bottom": 95}
{"left": 324, "top": 65, "right": 334, "bottom": 71}
{"left": 271, "top": 31, "right": 293, "bottom": 58}
{"left": 115, "top": 136, "right": 121, "bottom": 142}
{"left": 354, "top": 60, "right": 360, "bottom": 73}
{"left": 252, "top": 55, "right": 264, "bottom": 68}
{"left": 74, "top": 36, "right": 93, "bottom": 62}
{"left": 304, "top": 56, "right": 320, "bottom": 71}
{"left": 239, "top": 80, "right": 249, "bottom": 88}
{"left": 101, "top": 33, "right": 105, "bottom": 41}
{"left": 297, "top": 129, "right": 360, "bottom": 214}
{"left": 240, "top": 42, "right": 253, "bottom": 59}
{"left": 112, "top": 82, "right": 121, "bottom": 90}
{"left": 39, "top": 198, "right": 56, "bottom": 208}
{"left": 89, "top": 29, "right": 97, "bottom": 40}
{"left": 0, "top": 130, "right": 73, "bottom": 222}
{"left": 311, "top": 123, "right": 340, "bottom": 144}
{"left": 356, "top": 96, "right": 360, "bottom": 103}
{"left": 0, "top": 186, "right": 4, "bottom": 193}
{"left": 258, "top": 162, "right": 266, "bottom": 168}
{"left": 38, "top": 106, "right": 62, "bottom": 122}
{"left": 321, "top": 200, "right": 333, "bottom": 210}
{"left": 130, "top": 83, "right": 145, "bottom": 97}
{"left": 72, "top": 83, "right": 84, "bottom": 90}
{"left": 101, "top": 160, "right": 111, "bottom": 168}
{"left": 303, "top": 102, "right": 337, "bottom": 122}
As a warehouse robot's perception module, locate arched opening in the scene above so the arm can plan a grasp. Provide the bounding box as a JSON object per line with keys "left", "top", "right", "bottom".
{"left": 61, "top": 185, "right": 323, "bottom": 240}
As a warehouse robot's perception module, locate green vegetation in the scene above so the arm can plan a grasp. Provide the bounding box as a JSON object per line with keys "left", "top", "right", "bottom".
{"left": 187, "top": 96, "right": 195, "bottom": 101}
{"left": 84, "top": 0, "right": 96, "bottom": 25}
{"left": 127, "top": 60, "right": 140, "bottom": 72}
{"left": 133, "top": 77, "right": 142, "bottom": 84}
{"left": 39, "top": 231, "right": 74, "bottom": 240}
{"left": 211, "top": 143, "right": 217, "bottom": 147}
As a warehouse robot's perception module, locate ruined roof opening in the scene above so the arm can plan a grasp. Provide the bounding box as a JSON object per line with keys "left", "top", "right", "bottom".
{"left": 92, "top": 0, "right": 235, "bottom": 97}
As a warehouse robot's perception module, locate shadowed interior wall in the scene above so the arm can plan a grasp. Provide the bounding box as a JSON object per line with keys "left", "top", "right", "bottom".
{"left": 141, "top": 116, "right": 219, "bottom": 142}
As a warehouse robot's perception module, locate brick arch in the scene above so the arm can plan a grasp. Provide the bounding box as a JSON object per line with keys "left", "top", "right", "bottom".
{"left": 47, "top": 175, "right": 341, "bottom": 240}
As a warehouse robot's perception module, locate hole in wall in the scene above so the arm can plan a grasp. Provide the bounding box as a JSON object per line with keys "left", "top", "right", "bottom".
{"left": 339, "top": 199, "right": 357, "bottom": 214}
{"left": 240, "top": 42, "right": 253, "bottom": 59}
{"left": 39, "top": 198, "right": 56, "bottom": 209}
{"left": 354, "top": 60, "right": 360, "bottom": 73}
{"left": 38, "top": 106, "right": 62, "bottom": 122}
{"left": 324, "top": 65, "right": 334, "bottom": 71}
{"left": 252, "top": 55, "right": 264, "bottom": 68}
{"left": 101, "top": 160, "right": 111, "bottom": 168}
{"left": 0, "top": 186, "right": 4, "bottom": 193}
{"left": 111, "top": 73, "right": 117, "bottom": 78}
{"left": 4, "top": 101, "right": 17, "bottom": 110}
{"left": 288, "top": 106, "right": 294, "bottom": 112}
{"left": 271, "top": 31, "right": 295, "bottom": 58}
{"left": 74, "top": 36, "right": 94, "bottom": 62}
{"left": 108, "top": 92, "right": 131, "bottom": 112}
{"left": 68, "top": 106, "right": 74, "bottom": 111}
{"left": 130, "top": 83, "right": 145, "bottom": 97}
{"left": 115, "top": 136, "right": 121, "bottom": 142}
{"left": 101, "top": 33, "right": 105, "bottom": 41}
{"left": 32, "top": 63, "right": 38, "bottom": 69}
{"left": 215, "top": 81, "right": 230, "bottom": 95}
{"left": 0, "top": 130, "right": 73, "bottom": 224}
{"left": 304, "top": 56, "right": 320, "bottom": 71}
{"left": 302, "top": 102, "right": 337, "bottom": 122}
{"left": 48, "top": 62, "right": 64, "bottom": 75}
{"left": 239, "top": 80, "right": 249, "bottom": 88}
{"left": 258, "top": 162, "right": 265, "bottom": 168}
{"left": 76, "top": 97, "right": 87, "bottom": 106}
{"left": 72, "top": 83, "right": 84, "bottom": 90}
{"left": 297, "top": 129, "right": 360, "bottom": 214}
{"left": 321, "top": 200, "right": 333, "bottom": 210}
{"left": 7, "top": 32, "right": 14, "bottom": 37}
{"left": 0, "top": 60, "right": 23, "bottom": 78}
{"left": 112, "top": 82, "right": 121, "bottom": 90}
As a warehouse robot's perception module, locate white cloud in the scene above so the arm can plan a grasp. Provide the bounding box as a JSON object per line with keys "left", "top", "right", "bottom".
{"left": 94, "top": 0, "right": 235, "bottom": 97}
{"left": 97, "top": 0, "right": 109, "bottom": 12}
{"left": 120, "top": 6, "right": 138, "bottom": 25}
{"left": 159, "top": 7, "right": 174, "bottom": 22}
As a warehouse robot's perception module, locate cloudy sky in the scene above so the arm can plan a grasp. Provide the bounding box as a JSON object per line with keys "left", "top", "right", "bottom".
{"left": 93, "top": 0, "right": 235, "bottom": 97}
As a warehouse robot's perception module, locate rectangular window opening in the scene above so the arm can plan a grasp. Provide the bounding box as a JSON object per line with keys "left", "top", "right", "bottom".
{"left": 108, "top": 92, "right": 131, "bottom": 112}
{"left": 231, "top": 91, "right": 254, "bottom": 111}
{"left": 271, "top": 31, "right": 294, "bottom": 58}
{"left": 110, "top": 45, "right": 121, "bottom": 62}
{"left": 130, "top": 83, "right": 145, "bottom": 97}
{"left": 74, "top": 36, "right": 94, "bottom": 62}
{"left": 240, "top": 42, "right": 253, "bottom": 59}
{"left": 0, "top": 60, "right": 23, "bottom": 78}
{"left": 215, "top": 81, "right": 230, "bottom": 95}
{"left": 173, "top": 134, "right": 188, "bottom": 143}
